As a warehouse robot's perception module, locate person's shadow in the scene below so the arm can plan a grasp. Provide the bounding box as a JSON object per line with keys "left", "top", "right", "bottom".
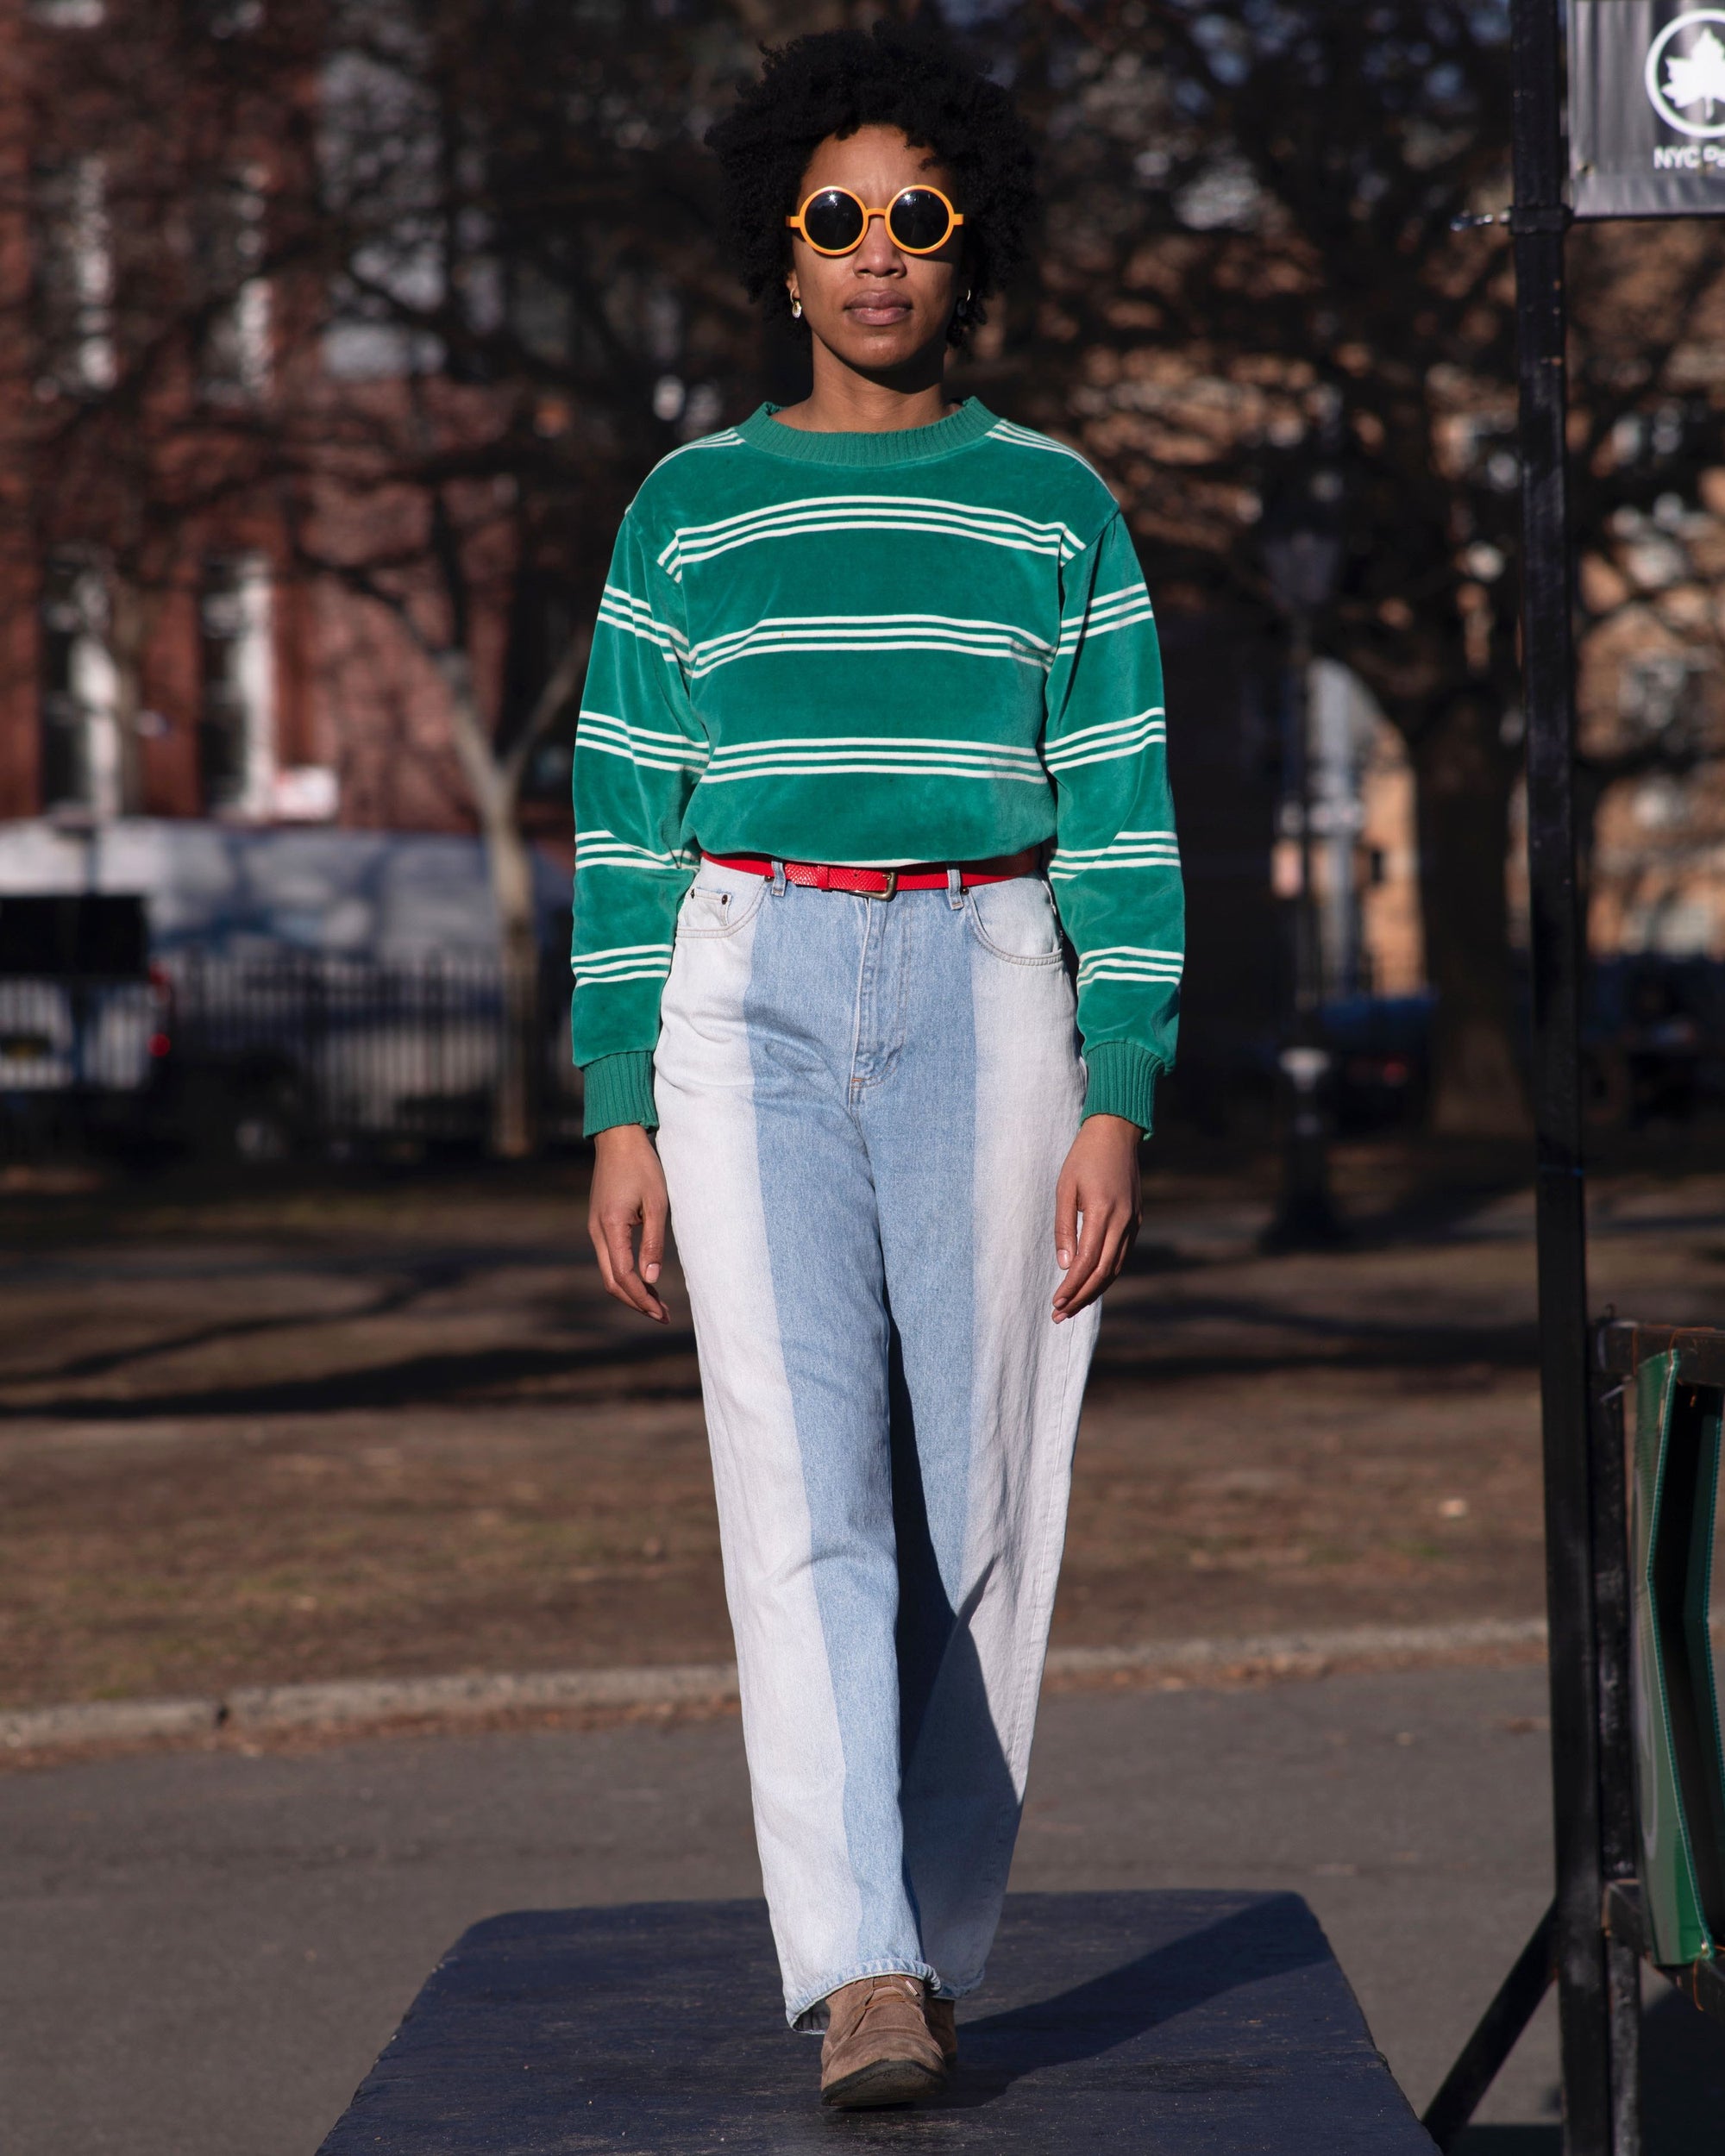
{"left": 1448, "top": 1971, "right": 1725, "bottom": 2155}
{"left": 936, "top": 1894, "right": 1333, "bottom": 2109}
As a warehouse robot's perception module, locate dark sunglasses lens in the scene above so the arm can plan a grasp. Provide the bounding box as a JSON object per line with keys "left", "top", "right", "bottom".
{"left": 801, "top": 190, "right": 865, "bottom": 251}
{"left": 888, "top": 190, "right": 952, "bottom": 250}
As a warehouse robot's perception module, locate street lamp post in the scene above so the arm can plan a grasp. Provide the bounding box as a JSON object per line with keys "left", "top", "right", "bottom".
{"left": 1262, "top": 471, "right": 1346, "bottom": 1251}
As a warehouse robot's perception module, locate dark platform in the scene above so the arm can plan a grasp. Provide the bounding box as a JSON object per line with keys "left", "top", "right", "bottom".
{"left": 317, "top": 1890, "right": 1435, "bottom": 2153}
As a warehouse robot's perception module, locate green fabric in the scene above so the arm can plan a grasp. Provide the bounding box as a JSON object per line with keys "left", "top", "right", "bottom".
{"left": 581, "top": 1050, "right": 658, "bottom": 1138}
{"left": 734, "top": 396, "right": 998, "bottom": 467}
{"left": 571, "top": 398, "right": 1182, "bottom": 1131}
{"left": 1082, "top": 1042, "right": 1161, "bottom": 1132}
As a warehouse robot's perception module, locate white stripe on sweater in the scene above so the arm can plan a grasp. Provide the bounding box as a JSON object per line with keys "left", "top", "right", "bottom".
{"left": 572, "top": 941, "right": 675, "bottom": 986}
{"left": 656, "top": 494, "right": 1083, "bottom": 576}
{"left": 576, "top": 830, "right": 691, "bottom": 873}
{"left": 1056, "top": 587, "right": 1157, "bottom": 653}
{"left": 687, "top": 612, "right": 1054, "bottom": 679}
{"left": 577, "top": 711, "right": 708, "bottom": 773}
{"left": 648, "top": 429, "right": 745, "bottom": 473}
{"left": 699, "top": 733, "right": 1045, "bottom": 788}
{"left": 1042, "top": 711, "right": 1167, "bottom": 772}
{"left": 1077, "top": 943, "right": 1184, "bottom": 987}
{"left": 988, "top": 418, "right": 1104, "bottom": 478}
{"left": 1051, "top": 831, "right": 1181, "bottom": 879}
{"left": 597, "top": 586, "right": 689, "bottom": 660}
{"left": 572, "top": 965, "right": 672, "bottom": 987}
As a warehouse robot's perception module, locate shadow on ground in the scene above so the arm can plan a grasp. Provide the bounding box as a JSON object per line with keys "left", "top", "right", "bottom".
{"left": 1452, "top": 1976, "right": 1725, "bottom": 2154}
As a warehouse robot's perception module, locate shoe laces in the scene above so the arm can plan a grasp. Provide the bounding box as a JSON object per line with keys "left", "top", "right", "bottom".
{"left": 856, "top": 1975, "right": 922, "bottom": 2023}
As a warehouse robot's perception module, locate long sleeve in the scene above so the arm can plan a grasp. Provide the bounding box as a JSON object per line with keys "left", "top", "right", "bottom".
{"left": 1043, "top": 511, "right": 1183, "bottom": 1131}
{"left": 571, "top": 505, "right": 708, "bottom": 1134}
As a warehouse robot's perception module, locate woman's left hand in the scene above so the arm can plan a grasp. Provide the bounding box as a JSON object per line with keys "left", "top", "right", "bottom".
{"left": 1052, "top": 1114, "right": 1143, "bottom": 1323}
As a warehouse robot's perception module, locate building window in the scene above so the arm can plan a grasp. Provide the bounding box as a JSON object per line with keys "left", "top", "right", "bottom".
{"left": 32, "top": 159, "right": 116, "bottom": 398}
{"left": 199, "top": 557, "right": 276, "bottom": 814}
{"left": 196, "top": 170, "right": 270, "bottom": 401}
{"left": 40, "top": 556, "right": 119, "bottom": 817}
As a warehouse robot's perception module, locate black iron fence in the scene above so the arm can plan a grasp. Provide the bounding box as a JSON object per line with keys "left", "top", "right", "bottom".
{"left": 0, "top": 951, "right": 583, "bottom": 1163}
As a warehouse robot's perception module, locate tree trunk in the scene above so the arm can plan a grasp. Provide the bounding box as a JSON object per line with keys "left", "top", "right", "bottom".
{"left": 483, "top": 801, "right": 542, "bottom": 1162}
{"left": 1412, "top": 693, "right": 1531, "bottom": 1138}
{"left": 437, "top": 649, "right": 540, "bottom": 1159}
{"left": 107, "top": 575, "right": 150, "bottom": 817}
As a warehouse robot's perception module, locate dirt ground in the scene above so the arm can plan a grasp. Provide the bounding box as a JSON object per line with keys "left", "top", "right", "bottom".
{"left": 3, "top": 1140, "right": 1723, "bottom": 1710}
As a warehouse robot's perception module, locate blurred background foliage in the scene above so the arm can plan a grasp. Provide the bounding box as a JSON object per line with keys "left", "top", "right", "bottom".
{"left": 13, "top": 0, "right": 1725, "bottom": 1144}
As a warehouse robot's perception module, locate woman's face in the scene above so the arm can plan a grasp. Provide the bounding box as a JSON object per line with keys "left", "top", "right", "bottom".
{"left": 786, "top": 125, "right": 966, "bottom": 379}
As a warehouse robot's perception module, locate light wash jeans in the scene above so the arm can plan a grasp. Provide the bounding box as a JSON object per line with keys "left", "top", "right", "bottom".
{"left": 655, "top": 857, "right": 1102, "bottom": 2028}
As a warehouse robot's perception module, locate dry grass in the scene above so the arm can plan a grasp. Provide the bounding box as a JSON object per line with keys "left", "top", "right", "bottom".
{"left": 2, "top": 1146, "right": 1721, "bottom": 1709}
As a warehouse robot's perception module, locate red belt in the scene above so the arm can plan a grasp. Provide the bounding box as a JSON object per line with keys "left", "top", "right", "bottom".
{"left": 700, "top": 847, "right": 1040, "bottom": 899}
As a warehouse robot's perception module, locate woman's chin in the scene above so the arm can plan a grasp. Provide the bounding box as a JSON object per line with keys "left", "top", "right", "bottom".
{"left": 825, "top": 327, "right": 941, "bottom": 377}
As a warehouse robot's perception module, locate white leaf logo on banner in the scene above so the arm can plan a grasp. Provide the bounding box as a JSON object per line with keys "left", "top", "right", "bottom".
{"left": 1647, "top": 9, "right": 1725, "bottom": 137}
{"left": 1665, "top": 25, "right": 1725, "bottom": 117}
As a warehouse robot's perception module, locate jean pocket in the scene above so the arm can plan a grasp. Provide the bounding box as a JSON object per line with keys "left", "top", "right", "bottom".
{"left": 676, "top": 862, "right": 767, "bottom": 939}
{"left": 964, "top": 877, "right": 1065, "bottom": 966}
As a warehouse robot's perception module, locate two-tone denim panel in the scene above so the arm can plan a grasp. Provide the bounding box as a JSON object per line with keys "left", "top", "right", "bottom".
{"left": 655, "top": 866, "right": 1099, "bottom": 2026}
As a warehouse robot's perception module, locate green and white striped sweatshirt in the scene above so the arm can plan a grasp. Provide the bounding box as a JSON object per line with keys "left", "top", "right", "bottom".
{"left": 571, "top": 396, "right": 1182, "bottom": 1136}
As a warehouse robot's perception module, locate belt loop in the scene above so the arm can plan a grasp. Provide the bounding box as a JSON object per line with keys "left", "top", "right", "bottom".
{"left": 770, "top": 858, "right": 787, "bottom": 895}
{"left": 947, "top": 865, "right": 964, "bottom": 911}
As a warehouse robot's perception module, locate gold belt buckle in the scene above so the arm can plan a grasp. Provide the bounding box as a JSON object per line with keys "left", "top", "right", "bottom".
{"left": 864, "top": 869, "right": 900, "bottom": 899}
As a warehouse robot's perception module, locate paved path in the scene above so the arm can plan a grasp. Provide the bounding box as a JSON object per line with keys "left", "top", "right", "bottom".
{"left": 6, "top": 1663, "right": 1723, "bottom": 2155}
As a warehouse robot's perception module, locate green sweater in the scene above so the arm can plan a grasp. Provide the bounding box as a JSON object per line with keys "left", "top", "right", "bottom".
{"left": 571, "top": 397, "right": 1182, "bottom": 1137}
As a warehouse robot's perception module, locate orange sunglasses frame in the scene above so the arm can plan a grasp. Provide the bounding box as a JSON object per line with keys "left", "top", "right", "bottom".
{"left": 784, "top": 185, "right": 965, "bottom": 258}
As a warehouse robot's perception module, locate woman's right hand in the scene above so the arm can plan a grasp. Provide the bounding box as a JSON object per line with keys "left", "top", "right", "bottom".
{"left": 588, "top": 1125, "right": 670, "bottom": 1322}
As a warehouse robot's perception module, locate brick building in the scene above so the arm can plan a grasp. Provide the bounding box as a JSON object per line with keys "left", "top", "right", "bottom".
{"left": 0, "top": 0, "right": 579, "bottom": 856}
{"left": 23, "top": 0, "right": 1725, "bottom": 1060}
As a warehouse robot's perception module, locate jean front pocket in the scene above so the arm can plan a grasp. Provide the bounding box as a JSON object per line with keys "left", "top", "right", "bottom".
{"left": 963, "top": 877, "right": 1066, "bottom": 966}
{"left": 676, "top": 861, "right": 768, "bottom": 940}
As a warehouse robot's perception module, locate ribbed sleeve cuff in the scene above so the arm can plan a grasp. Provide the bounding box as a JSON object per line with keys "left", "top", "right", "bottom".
{"left": 581, "top": 1051, "right": 659, "bottom": 1138}
{"left": 1082, "top": 1043, "right": 1161, "bottom": 1134}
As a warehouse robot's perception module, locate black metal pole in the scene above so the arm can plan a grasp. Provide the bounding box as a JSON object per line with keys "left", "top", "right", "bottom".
{"left": 1421, "top": 1900, "right": 1558, "bottom": 2152}
{"left": 1590, "top": 1339, "right": 1640, "bottom": 2156}
{"left": 1509, "top": 4, "right": 1609, "bottom": 2153}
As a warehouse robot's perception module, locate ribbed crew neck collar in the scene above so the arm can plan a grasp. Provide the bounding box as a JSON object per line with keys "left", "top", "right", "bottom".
{"left": 737, "top": 397, "right": 996, "bottom": 467}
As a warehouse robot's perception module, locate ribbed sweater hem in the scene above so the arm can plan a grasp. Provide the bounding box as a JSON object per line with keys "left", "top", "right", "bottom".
{"left": 581, "top": 1051, "right": 658, "bottom": 1137}
{"left": 1082, "top": 1043, "right": 1160, "bottom": 1133}
{"left": 584, "top": 1042, "right": 1157, "bottom": 1134}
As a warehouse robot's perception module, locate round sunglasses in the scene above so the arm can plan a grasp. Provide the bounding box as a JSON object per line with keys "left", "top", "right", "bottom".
{"left": 785, "top": 185, "right": 965, "bottom": 258}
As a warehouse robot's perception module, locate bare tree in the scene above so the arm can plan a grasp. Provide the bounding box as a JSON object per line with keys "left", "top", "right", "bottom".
{"left": 1, "top": 0, "right": 316, "bottom": 817}
{"left": 270, "top": 0, "right": 780, "bottom": 1151}
{"left": 21, "top": 0, "right": 1725, "bottom": 1152}
{"left": 973, "top": 0, "right": 1725, "bottom": 1136}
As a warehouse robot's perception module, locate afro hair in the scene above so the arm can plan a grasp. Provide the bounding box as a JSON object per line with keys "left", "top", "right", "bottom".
{"left": 705, "top": 19, "right": 1038, "bottom": 350}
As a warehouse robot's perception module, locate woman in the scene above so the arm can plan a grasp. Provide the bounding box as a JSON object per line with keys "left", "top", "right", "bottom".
{"left": 571, "top": 22, "right": 1182, "bottom": 2109}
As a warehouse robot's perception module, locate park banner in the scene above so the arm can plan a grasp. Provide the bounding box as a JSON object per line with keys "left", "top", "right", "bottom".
{"left": 1571, "top": 1, "right": 1725, "bottom": 215}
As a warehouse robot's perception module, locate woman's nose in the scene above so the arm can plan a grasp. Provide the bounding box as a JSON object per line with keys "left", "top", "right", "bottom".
{"left": 855, "top": 211, "right": 904, "bottom": 272}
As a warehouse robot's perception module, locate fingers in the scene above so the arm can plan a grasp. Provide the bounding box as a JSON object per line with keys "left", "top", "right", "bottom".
{"left": 1052, "top": 1193, "right": 1140, "bottom": 1322}
{"left": 638, "top": 1187, "right": 667, "bottom": 1288}
{"left": 1054, "top": 1164, "right": 1079, "bottom": 1274}
{"left": 1052, "top": 1195, "right": 1111, "bottom": 1319}
{"left": 1052, "top": 1117, "right": 1143, "bottom": 1322}
{"left": 587, "top": 1127, "right": 670, "bottom": 1323}
{"left": 588, "top": 1198, "right": 668, "bottom": 1322}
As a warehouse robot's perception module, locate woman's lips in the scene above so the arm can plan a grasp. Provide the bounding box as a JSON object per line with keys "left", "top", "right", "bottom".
{"left": 847, "top": 297, "right": 912, "bottom": 324}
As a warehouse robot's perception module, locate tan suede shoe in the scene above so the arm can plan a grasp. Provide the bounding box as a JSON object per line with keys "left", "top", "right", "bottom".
{"left": 925, "top": 1994, "right": 957, "bottom": 2065}
{"left": 819, "top": 1973, "right": 947, "bottom": 2109}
